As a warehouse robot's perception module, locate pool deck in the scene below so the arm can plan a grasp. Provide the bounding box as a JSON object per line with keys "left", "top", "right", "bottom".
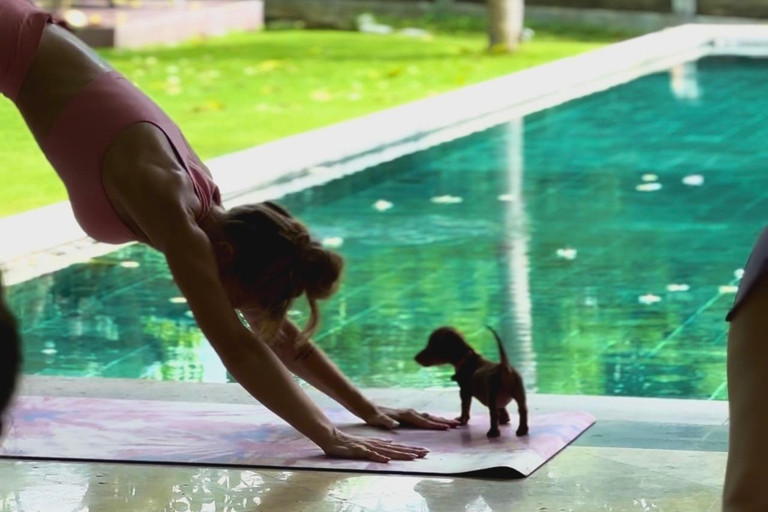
{"left": 64, "top": 0, "right": 264, "bottom": 49}
{"left": 3, "top": 377, "right": 729, "bottom": 511}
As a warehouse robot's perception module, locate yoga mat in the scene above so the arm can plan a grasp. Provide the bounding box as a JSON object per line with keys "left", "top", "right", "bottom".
{"left": 1, "top": 396, "right": 594, "bottom": 478}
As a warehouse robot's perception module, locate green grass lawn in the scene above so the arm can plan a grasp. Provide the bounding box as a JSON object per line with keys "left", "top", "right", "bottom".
{"left": 0, "top": 24, "right": 630, "bottom": 217}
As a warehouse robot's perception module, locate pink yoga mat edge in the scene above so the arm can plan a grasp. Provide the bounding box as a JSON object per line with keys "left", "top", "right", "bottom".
{"left": 2, "top": 396, "right": 595, "bottom": 480}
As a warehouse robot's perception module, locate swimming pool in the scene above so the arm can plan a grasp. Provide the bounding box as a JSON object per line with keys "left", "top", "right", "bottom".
{"left": 7, "top": 55, "right": 768, "bottom": 399}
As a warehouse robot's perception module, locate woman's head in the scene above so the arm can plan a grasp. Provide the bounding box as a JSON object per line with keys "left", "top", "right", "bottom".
{"left": 0, "top": 275, "right": 21, "bottom": 436}
{"left": 214, "top": 202, "right": 343, "bottom": 339}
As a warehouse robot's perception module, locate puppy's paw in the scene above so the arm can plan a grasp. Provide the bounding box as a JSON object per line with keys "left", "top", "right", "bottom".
{"left": 498, "top": 409, "right": 511, "bottom": 425}
{"left": 455, "top": 416, "right": 469, "bottom": 426}
{"left": 516, "top": 425, "right": 529, "bottom": 437}
{"left": 487, "top": 428, "right": 501, "bottom": 438}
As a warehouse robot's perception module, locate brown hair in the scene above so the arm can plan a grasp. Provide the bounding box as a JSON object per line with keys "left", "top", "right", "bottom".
{"left": 221, "top": 201, "right": 343, "bottom": 340}
{"left": 0, "top": 275, "right": 21, "bottom": 435}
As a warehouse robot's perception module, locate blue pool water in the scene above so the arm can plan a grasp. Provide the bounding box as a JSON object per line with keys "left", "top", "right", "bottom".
{"left": 8, "top": 56, "right": 768, "bottom": 399}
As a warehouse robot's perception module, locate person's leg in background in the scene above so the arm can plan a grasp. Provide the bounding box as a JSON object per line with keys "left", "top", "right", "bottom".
{"left": 0, "top": 273, "right": 21, "bottom": 436}
{"left": 723, "top": 270, "right": 768, "bottom": 512}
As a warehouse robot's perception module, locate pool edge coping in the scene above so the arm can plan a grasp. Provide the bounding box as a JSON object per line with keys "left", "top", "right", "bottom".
{"left": 16, "top": 376, "right": 729, "bottom": 427}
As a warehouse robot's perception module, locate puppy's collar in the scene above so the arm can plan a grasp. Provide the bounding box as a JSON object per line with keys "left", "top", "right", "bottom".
{"left": 453, "top": 350, "right": 475, "bottom": 373}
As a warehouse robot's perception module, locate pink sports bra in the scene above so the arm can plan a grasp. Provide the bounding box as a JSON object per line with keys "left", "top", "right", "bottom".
{"left": 42, "top": 71, "right": 222, "bottom": 244}
{"left": 1, "top": 0, "right": 221, "bottom": 244}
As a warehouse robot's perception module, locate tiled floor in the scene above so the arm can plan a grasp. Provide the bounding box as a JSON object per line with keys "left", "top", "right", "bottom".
{"left": 0, "top": 446, "right": 725, "bottom": 512}
{"left": 1, "top": 378, "right": 729, "bottom": 511}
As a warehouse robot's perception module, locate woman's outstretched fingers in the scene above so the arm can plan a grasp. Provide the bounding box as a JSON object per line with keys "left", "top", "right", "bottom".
{"left": 359, "top": 446, "right": 390, "bottom": 463}
{"left": 370, "top": 442, "right": 422, "bottom": 460}
{"left": 418, "top": 412, "right": 461, "bottom": 429}
{"left": 427, "top": 413, "right": 462, "bottom": 428}
{"left": 387, "top": 446, "right": 428, "bottom": 459}
{"left": 380, "top": 407, "right": 461, "bottom": 430}
{"left": 377, "top": 447, "right": 418, "bottom": 460}
{"left": 410, "top": 414, "right": 451, "bottom": 429}
{"left": 367, "top": 413, "right": 399, "bottom": 430}
{"left": 370, "top": 439, "right": 428, "bottom": 458}
{"left": 416, "top": 418, "right": 452, "bottom": 430}
{"left": 322, "top": 431, "right": 426, "bottom": 463}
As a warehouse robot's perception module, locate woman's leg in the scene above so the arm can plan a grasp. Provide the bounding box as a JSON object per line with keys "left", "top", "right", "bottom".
{"left": 723, "top": 271, "right": 768, "bottom": 511}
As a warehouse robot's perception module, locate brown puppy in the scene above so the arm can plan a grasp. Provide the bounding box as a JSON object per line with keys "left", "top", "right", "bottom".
{"left": 415, "top": 326, "right": 528, "bottom": 438}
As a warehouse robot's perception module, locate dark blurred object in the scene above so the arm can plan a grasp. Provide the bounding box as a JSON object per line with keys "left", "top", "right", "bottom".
{"left": 0, "top": 273, "right": 21, "bottom": 436}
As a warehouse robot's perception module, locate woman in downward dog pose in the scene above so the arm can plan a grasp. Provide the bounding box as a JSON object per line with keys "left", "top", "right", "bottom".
{"left": 0, "top": 0, "right": 458, "bottom": 459}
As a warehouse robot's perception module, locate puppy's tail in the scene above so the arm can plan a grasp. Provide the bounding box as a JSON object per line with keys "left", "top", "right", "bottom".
{"left": 486, "top": 326, "right": 510, "bottom": 367}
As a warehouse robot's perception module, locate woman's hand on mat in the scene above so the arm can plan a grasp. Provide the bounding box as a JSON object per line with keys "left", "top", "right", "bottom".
{"left": 364, "top": 406, "right": 461, "bottom": 430}
{"left": 321, "top": 429, "right": 428, "bottom": 463}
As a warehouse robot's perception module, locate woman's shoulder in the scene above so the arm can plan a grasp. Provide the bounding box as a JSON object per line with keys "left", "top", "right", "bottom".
{"left": 102, "top": 122, "right": 203, "bottom": 240}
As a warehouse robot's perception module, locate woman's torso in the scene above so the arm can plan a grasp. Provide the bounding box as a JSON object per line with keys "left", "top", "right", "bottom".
{"left": 16, "top": 24, "right": 217, "bottom": 246}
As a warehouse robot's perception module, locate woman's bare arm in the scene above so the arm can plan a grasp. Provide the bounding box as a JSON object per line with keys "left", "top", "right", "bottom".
{"left": 262, "top": 319, "right": 378, "bottom": 421}
{"left": 117, "top": 170, "right": 428, "bottom": 461}
{"left": 163, "top": 228, "right": 433, "bottom": 459}
{"left": 250, "top": 317, "right": 460, "bottom": 431}
{"left": 162, "top": 226, "right": 339, "bottom": 444}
